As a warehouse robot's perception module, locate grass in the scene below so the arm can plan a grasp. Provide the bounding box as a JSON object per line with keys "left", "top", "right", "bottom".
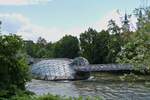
{"left": 10, "top": 94, "right": 103, "bottom": 100}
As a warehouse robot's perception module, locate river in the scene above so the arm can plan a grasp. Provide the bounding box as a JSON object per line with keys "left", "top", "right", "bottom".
{"left": 26, "top": 73, "right": 150, "bottom": 100}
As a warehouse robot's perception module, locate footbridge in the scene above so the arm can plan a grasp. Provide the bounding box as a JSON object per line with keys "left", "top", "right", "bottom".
{"left": 74, "top": 64, "right": 147, "bottom": 73}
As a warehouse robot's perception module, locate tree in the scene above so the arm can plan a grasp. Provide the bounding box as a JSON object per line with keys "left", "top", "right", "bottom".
{"left": 107, "top": 20, "right": 123, "bottom": 63}
{"left": 117, "top": 7, "right": 150, "bottom": 71}
{"left": 80, "top": 28, "right": 112, "bottom": 64}
{"left": 24, "top": 40, "right": 36, "bottom": 57}
{"left": 80, "top": 28, "right": 98, "bottom": 63}
{"left": 24, "top": 38, "right": 54, "bottom": 58}
{"left": 134, "top": 7, "right": 150, "bottom": 30}
{"left": 0, "top": 34, "right": 30, "bottom": 95}
{"left": 53, "top": 35, "right": 80, "bottom": 59}
{"left": 93, "top": 30, "right": 110, "bottom": 64}
{"left": 37, "top": 37, "right": 47, "bottom": 46}
{"left": 108, "top": 20, "right": 121, "bottom": 35}
{"left": 45, "top": 42, "right": 54, "bottom": 58}
{"left": 106, "top": 34, "right": 122, "bottom": 63}
{"left": 117, "top": 31, "right": 150, "bottom": 70}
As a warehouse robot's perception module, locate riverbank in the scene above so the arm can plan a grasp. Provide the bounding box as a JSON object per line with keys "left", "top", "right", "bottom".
{"left": 91, "top": 72, "right": 150, "bottom": 82}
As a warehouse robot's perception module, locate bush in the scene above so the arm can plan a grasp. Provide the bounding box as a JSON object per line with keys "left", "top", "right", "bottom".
{"left": 0, "top": 34, "right": 31, "bottom": 98}
{"left": 10, "top": 94, "right": 103, "bottom": 100}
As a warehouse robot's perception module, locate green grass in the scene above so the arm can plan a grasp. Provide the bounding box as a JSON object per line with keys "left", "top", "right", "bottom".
{"left": 10, "top": 94, "right": 103, "bottom": 100}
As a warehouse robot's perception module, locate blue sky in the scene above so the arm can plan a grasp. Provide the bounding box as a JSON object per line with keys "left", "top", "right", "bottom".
{"left": 0, "top": 0, "right": 146, "bottom": 41}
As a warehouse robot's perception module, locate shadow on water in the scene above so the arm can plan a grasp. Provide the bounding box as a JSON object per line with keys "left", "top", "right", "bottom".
{"left": 26, "top": 73, "right": 150, "bottom": 100}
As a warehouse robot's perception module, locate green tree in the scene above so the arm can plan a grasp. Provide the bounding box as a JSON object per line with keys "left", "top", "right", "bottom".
{"left": 45, "top": 42, "right": 54, "bottom": 58}
{"left": 80, "top": 28, "right": 98, "bottom": 63}
{"left": 53, "top": 35, "right": 80, "bottom": 59}
{"left": 0, "top": 34, "right": 30, "bottom": 97}
{"left": 24, "top": 40, "right": 36, "bottom": 57}
{"left": 108, "top": 20, "right": 121, "bottom": 35}
{"left": 24, "top": 37, "right": 54, "bottom": 58}
{"left": 37, "top": 37, "right": 47, "bottom": 46}
{"left": 107, "top": 20, "right": 123, "bottom": 63}
{"left": 134, "top": 7, "right": 150, "bottom": 30}
{"left": 117, "top": 7, "right": 150, "bottom": 71}
{"left": 92, "top": 30, "right": 110, "bottom": 64}
{"left": 106, "top": 34, "right": 122, "bottom": 63}
{"left": 80, "top": 28, "right": 112, "bottom": 64}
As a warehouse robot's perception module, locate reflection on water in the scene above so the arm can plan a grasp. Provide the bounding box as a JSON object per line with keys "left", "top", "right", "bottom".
{"left": 26, "top": 74, "right": 150, "bottom": 100}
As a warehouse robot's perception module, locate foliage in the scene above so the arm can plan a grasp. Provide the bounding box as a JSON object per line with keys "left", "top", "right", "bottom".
{"left": 25, "top": 27, "right": 122, "bottom": 64}
{"left": 119, "top": 73, "right": 139, "bottom": 82}
{"left": 25, "top": 35, "right": 80, "bottom": 59}
{"left": 53, "top": 35, "right": 80, "bottom": 59}
{"left": 117, "top": 31, "right": 150, "bottom": 70}
{"left": 24, "top": 40, "right": 38, "bottom": 58}
{"left": 37, "top": 37, "right": 47, "bottom": 46}
{"left": 80, "top": 28, "right": 98, "bottom": 63}
{"left": 92, "top": 30, "right": 110, "bottom": 64}
{"left": 106, "top": 34, "right": 122, "bottom": 63}
{"left": 0, "top": 34, "right": 30, "bottom": 98}
{"left": 24, "top": 39, "right": 54, "bottom": 58}
{"left": 117, "top": 7, "right": 150, "bottom": 71}
{"left": 10, "top": 94, "right": 103, "bottom": 100}
{"left": 134, "top": 7, "right": 150, "bottom": 30}
{"left": 107, "top": 20, "right": 123, "bottom": 63}
{"left": 80, "top": 28, "right": 122, "bottom": 64}
{"left": 108, "top": 20, "right": 121, "bottom": 35}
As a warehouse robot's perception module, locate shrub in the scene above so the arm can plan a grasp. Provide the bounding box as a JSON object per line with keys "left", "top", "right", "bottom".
{"left": 0, "top": 34, "right": 30, "bottom": 98}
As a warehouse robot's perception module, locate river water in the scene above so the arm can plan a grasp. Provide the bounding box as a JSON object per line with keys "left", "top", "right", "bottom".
{"left": 26, "top": 74, "right": 150, "bottom": 100}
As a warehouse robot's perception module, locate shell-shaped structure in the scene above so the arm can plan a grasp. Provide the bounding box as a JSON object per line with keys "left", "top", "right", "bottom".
{"left": 70, "top": 57, "right": 89, "bottom": 66}
{"left": 31, "top": 59, "right": 75, "bottom": 80}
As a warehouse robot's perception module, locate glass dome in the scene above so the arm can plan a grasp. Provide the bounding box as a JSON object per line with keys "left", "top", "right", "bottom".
{"left": 31, "top": 59, "right": 75, "bottom": 80}
{"left": 70, "top": 57, "right": 89, "bottom": 66}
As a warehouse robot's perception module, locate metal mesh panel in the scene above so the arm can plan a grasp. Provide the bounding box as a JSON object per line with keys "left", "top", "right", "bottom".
{"left": 31, "top": 59, "right": 75, "bottom": 80}
{"left": 75, "top": 64, "right": 134, "bottom": 72}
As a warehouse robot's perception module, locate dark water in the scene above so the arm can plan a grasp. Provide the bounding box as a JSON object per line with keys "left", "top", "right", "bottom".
{"left": 26, "top": 74, "right": 150, "bottom": 100}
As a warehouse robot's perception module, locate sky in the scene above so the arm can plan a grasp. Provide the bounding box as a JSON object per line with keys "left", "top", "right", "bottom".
{"left": 0, "top": 0, "right": 148, "bottom": 42}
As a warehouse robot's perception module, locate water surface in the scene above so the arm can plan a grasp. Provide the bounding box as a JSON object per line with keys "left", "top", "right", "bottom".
{"left": 26, "top": 74, "right": 150, "bottom": 100}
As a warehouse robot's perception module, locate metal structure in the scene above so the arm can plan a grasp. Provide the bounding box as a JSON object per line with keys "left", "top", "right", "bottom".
{"left": 75, "top": 64, "right": 133, "bottom": 72}
{"left": 31, "top": 57, "right": 90, "bottom": 80}
{"left": 31, "top": 59, "right": 75, "bottom": 80}
{"left": 31, "top": 57, "right": 147, "bottom": 81}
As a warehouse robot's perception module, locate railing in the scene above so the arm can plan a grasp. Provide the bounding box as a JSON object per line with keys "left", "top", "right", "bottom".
{"left": 74, "top": 64, "right": 147, "bottom": 72}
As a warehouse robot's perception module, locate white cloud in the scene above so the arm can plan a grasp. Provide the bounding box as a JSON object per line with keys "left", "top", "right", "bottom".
{"left": 0, "top": 0, "right": 52, "bottom": 5}
{"left": 0, "top": 13, "right": 99, "bottom": 42}
{"left": 0, "top": 13, "right": 29, "bottom": 33}
{"left": 0, "top": 11, "right": 137, "bottom": 42}
{"left": 0, "top": 13, "right": 64, "bottom": 42}
{"left": 99, "top": 10, "right": 123, "bottom": 30}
